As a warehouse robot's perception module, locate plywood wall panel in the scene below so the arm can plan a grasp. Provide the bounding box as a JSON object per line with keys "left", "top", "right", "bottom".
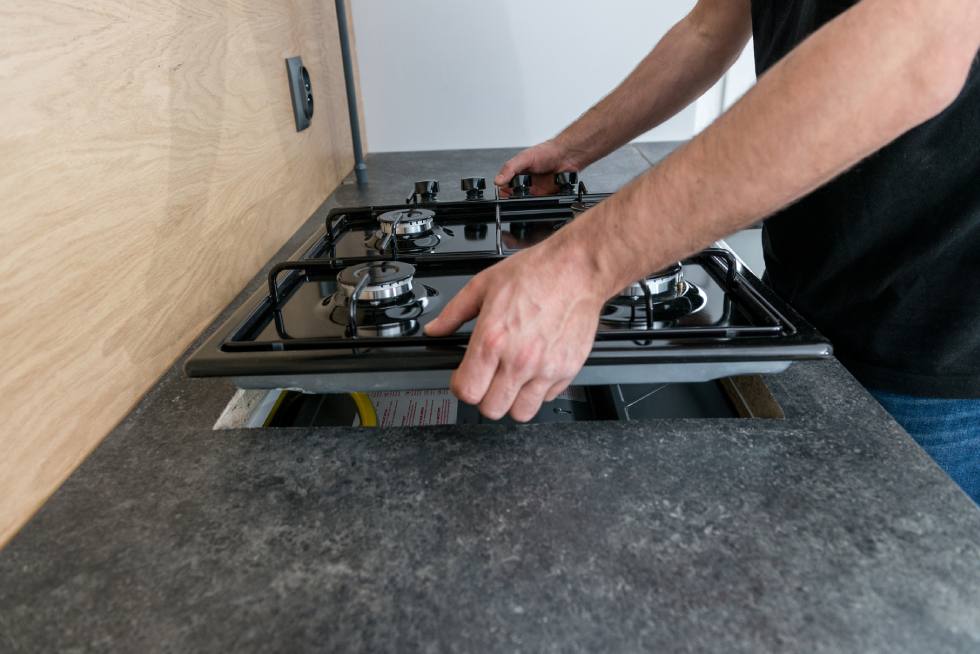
{"left": 0, "top": 0, "right": 358, "bottom": 545}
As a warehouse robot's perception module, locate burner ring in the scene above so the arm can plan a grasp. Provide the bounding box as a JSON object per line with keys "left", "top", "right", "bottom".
{"left": 338, "top": 261, "right": 415, "bottom": 302}
{"left": 601, "top": 279, "right": 707, "bottom": 327}
{"left": 378, "top": 208, "right": 435, "bottom": 236}
{"left": 619, "top": 262, "right": 684, "bottom": 299}
{"left": 323, "top": 283, "right": 441, "bottom": 338}
{"left": 366, "top": 229, "right": 442, "bottom": 254}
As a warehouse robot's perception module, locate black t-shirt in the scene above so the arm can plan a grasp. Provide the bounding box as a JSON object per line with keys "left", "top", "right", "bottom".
{"left": 751, "top": 0, "right": 980, "bottom": 397}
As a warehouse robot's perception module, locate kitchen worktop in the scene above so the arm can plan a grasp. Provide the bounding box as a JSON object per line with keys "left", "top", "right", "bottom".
{"left": 2, "top": 145, "right": 978, "bottom": 653}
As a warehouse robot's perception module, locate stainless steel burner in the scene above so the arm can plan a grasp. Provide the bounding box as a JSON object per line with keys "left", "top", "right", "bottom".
{"left": 327, "top": 262, "right": 440, "bottom": 338}
{"left": 337, "top": 261, "right": 415, "bottom": 302}
{"left": 601, "top": 277, "right": 708, "bottom": 327}
{"left": 619, "top": 262, "right": 684, "bottom": 299}
{"left": 378, "top": 208, "right": 435, "bottom": 236}
{"left": 366, "top": 229, "right": 442, "bottom": 254}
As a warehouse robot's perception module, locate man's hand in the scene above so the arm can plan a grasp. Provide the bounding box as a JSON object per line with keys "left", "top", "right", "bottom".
{"left": 491, "top": 1, "right": 753, "bottom": 198}
{"left": 426, "top": 0, "right": 980, "bottom": 423}
{"left": 424, "top": 235, "right": 607, "bottom": 422}
{"left": 494, "top": 139, "right": 585, "bottom": 197}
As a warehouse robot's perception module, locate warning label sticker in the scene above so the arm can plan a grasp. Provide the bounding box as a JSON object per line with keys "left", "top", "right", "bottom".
{"left": 358, "top": 389, "right": 459, "bottom": 427}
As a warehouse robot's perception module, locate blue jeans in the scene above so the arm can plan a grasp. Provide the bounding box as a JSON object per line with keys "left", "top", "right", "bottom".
{"left": 871, "top": 390, "right": 980, "bottom": 504}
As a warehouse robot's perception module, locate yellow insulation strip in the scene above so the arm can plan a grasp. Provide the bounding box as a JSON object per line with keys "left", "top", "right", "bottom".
{"left": 261, "top": 391, "right": 288, "bottom": 428}
{"left": 350, "top": 392, "right": 378, "bottom": 427}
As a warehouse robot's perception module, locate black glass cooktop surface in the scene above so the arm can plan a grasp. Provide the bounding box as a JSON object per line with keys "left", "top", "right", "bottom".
{"left": 185, "top": 191, "right": 831, "bottom": 387}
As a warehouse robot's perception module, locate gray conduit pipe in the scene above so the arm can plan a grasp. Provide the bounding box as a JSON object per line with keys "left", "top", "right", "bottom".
{"left": 335, "top": 0, "right": 368, "bottom": 185}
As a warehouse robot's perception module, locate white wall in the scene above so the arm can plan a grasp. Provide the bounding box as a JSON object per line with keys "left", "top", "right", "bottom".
{"left": 351, "top": 0, "right": 701, "bottom": 152}
{"left": 351, "top": 0, "right": 756, "bottom": 152}
{"left": 694, "top": 39, "right": 757, "bottom": 133}
{"left": 724, "top": 41, "right": 757, "bottom": 109}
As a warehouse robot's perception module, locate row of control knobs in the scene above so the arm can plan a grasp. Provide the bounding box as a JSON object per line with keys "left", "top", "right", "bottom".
{"left": 411, "top": 172, "right": 580, "bottom": 202}
{"left": 411, "top": 178, "right": 486, "bottom": 202}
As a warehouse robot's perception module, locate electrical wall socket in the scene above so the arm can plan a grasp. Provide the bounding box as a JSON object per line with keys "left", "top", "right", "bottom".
{"left": 285, "top": 56, "right": 314, "bottom": 132}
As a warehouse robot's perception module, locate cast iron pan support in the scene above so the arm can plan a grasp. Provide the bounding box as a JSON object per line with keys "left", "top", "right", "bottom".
{"left": 346, "top": 273, "right": 369, "bottom": 337}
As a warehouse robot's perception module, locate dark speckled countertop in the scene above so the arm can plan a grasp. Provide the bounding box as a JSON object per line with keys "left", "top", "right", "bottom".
{"left": 2, "top": 145, "right": 979, "bottom": 653}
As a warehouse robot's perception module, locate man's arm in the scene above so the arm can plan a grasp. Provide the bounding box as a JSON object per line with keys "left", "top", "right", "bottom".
{"left": 427, "top": 0, "right": 980, "bottom": 422}
{"left": 495, "top": 0, "right": 752, "bottom": 191}
{"left": 578, "top": 0, "right": 980, "bottom": 296}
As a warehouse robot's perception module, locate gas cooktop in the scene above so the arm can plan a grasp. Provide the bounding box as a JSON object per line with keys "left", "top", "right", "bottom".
{"left": 186, "top": 174, "right": 831, "bottom": 393}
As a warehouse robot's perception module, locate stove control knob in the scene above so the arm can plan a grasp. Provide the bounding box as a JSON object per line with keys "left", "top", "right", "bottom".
{"left": 461, "top": 177, "right": 487, "bottom": 200}
{"left": 414, "top": 180, "right": 440, "bottom": 202}
{"left": 509, "top": 173, "right": 532, "bottom": 198}
{"left": 554, "top": 171, "right": 579, "bottom": 195}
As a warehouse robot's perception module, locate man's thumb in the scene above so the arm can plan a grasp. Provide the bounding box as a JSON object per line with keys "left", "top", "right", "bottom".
{"left": 424, "top": 282, "right": 484, "bottom": 336}
{"left": 495, "top": 153, "right": 528, "bottom": 186}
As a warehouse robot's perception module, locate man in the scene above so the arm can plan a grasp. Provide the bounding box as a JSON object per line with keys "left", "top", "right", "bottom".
{"left": 424, "top": 0, "right": 980, "bottom": 501}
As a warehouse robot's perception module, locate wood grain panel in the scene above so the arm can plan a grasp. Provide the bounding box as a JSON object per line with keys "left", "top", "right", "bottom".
{"left": 0, "top": 0, "right": 358, "bottom": 545}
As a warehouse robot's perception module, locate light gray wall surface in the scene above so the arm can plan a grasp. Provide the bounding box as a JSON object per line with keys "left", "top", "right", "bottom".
{"left": 351, "top": 0, "right": 702, "bottom": 151}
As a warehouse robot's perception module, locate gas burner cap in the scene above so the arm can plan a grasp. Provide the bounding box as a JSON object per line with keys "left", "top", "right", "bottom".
{"left": 338, "top": 261, "right": 415, "bottom": 302}
{"left": 620, "top": 262, "right": 684, "bottom": 299}
{"left": 378, "top": 208, "right": 435, "bottom": 236}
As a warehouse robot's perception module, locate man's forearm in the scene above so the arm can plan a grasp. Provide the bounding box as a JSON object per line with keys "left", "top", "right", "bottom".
{"left": 428, "top": 0, "right": 978, "bottom": 422}
{"left": 555, "top": 0, "right": 752, "bottom": 169}
{"left": 562, "top": 0, "right": 979, "bottom": 295}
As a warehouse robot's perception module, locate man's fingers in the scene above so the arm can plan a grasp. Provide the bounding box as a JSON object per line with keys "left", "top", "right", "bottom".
{"left": 508, "top": 378, "right": 554, "bottom": 423}
{"left": 424, "top": 278, "right": 485, "bottom": 337}
{"left": 544, "top": 378, "right": 573, "bottom": 402}
{"left": 449, "top": 308, "right": 509, "bottom": 404}
{"left": 529, "top": 173, "right": 559, "bottom": 196}
{"left": 478, "top": 367, "right": 530, "bottom": 421}
{"left": 495, "top": 152, "right": 531, "bottom": 186}
{"left": 451, "top": 346, "right": 500, "bottom": 406}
